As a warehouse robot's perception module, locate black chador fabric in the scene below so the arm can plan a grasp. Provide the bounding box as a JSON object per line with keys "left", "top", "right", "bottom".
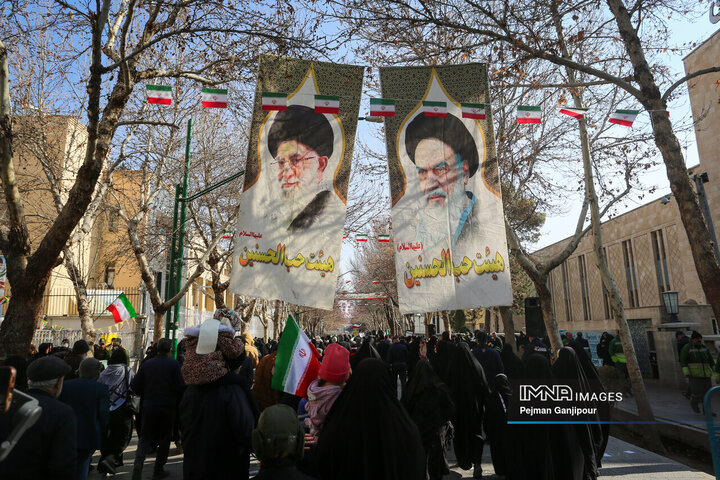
{"left": 402, "top": 360, "right": 455, "bottom": 480}
{"left": 500, "top": 343, "right": 524, "bottom": 380}
{"left": 315, "top": 358, "right": 425, "bottom": 480}
{"left": 349, "top": 339, "right": 382, "bottom": 371}
{"left": 483, "top": 374, "right": 512, "bottom": 477}
{"left": 553, "top": 346, "right": 602, "bottom": 480}
{"left": 431, "top": 339, "right": 455, "bottom": 386}
{"left": 407, "top": 339, "right": 421, "bottom": 374}
{"left": 512, "top": 353, "right": 556, "bottom": 480}
{"left": 447, "top": 342, "right": 489, "bottom": 470}
{"left": 568, "top": 340, "right": 610, "bottom": 467}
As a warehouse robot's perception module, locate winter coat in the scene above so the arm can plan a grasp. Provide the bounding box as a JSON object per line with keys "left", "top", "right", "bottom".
{"left": 608, "top": 337, "right": 626, "bottom": 364}
{"left": 680, "top": 341, "right": 715, "bottom": 378}
{"left": 182, "top": 326, "right": 245, "bottom": 385}
{"left": 59, "top": 378, "right": 110, "bottom": 451}
{"left": 243, "top": 332, "right": 260, "bottom": 368}
{"left": 180, "top": 375, "right": 256, "bottom": 480}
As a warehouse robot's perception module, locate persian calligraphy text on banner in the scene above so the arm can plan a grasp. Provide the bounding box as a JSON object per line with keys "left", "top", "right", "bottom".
{"left": 229, "top": 55, "right": 364, "bottom": 309}
{"left": 380, "top": 64, "right": 512, "bottom": 313}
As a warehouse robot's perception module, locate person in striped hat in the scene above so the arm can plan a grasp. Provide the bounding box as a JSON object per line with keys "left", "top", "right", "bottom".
{"left": 267, "top": 105, "right": 335, "bottom": 232}
{"left": 405, "top": 113, "right": 480, "bottom": 248}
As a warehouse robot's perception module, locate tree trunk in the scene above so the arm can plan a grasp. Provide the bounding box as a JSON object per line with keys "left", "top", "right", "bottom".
{"left": 500, "top": 306, "right": 516, "bottom": 351}
{"left": 441, "top": 310, "right": 451, "bottom": 335}
{"left": 607, "top": 0, "right": 720, "bottom": 324}
{"left": 64, "top": 248, "right": 96, "bottom": 343}
{"left": 534, "top": 277, "right": 563, "bottom": 353}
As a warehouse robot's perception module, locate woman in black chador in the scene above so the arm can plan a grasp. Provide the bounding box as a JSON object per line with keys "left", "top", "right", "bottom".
{"left": 483, "top": 373, "right": 512, "bottom": 477}
{"left": 315, "top": 358, "right": 425, "bottom": 480}
{"left": 402, "top": 359, "right": 455, "bottom": 480}
{"left": 447, "top": 342, "right": 489, "bottom": 477}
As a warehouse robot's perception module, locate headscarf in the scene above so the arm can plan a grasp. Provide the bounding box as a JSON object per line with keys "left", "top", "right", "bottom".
{"left": 447, "top": 342, "right": 489, "bottom": 470}
{"left": 500, "top": 343, "right": 524, "bottom": 379}
{"left": 315, "top": 359, "right": 425, "bottom": 480}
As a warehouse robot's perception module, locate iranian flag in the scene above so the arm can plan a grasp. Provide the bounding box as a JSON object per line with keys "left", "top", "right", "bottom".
{"left": 262, "top": 92, "right": 287, "bottom": 111}
{"left": 351, "top": 323, "right": 362, "bottom": 329}
{"left": 146, "top": 85, "right": 172, "bottom": 105}
{"left": 422, "top": 101, "right": 448, "bottom": 117}
{"left": 342, "top": 233, "right": 347, "bottom": 239}
{"left": 356, "top": 233, "right": 368, "bottom": 242}
{"left": 517, "top": 105, "right": 541, "bottom": 124}
{"left": 271, "top": 315, "right": 321, "bottom": 398}
{"left": 106, "top": 293, "right": 137, "bottom": 324}
{"left": 202, "top": 88, "right": 228, "bottom": 108}
{"left": 461, "top": 103, "right": 486, "bottom": 120}
{"left": 378, "top": 234, "right": 390, "bottom": 243}
{"left": 370, "top": 98, "right": 395, "bottom": 117}
{"left": 222, "top": 230, "right": 233, "bottom": 239}
{"left": 559, "top": 107, "right": 588, "bottom": 119}
{"left": 609, "top": 109, "right": 639, "bottom": 127}
{"left": 315, "top": 95, "right": 340, "bottom": 114}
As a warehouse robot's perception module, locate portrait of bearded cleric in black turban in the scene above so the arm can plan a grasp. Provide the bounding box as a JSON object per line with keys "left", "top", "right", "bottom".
{"left": 265, "top": 105, "right": 336, "bottom": 232}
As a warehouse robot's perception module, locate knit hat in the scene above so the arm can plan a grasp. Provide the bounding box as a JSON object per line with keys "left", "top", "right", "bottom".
{"left": 319, "top": 343, "right": 350, "bottom": 384}
{"left": 72, "top": 339, "right": 90, "bottom": 355}
{"left": 691, "top": 330, "right": 702, "bottom": 339}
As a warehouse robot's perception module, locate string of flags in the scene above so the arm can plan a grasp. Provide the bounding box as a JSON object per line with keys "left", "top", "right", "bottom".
{"left": 39, "top": 317, "right": 133, "bottom": 334}
{"left": 146, "top": 84, "right": 655, "bottom": 128}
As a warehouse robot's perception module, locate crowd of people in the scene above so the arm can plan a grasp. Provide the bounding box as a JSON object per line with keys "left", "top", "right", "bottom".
{"left": 0, "top": 312, "right": 649, "bottom": 479}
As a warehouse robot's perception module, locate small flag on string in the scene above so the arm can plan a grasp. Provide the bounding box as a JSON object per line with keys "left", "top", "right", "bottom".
{"left": 559, "top": 107, "right": 588, "bottom": 119}
{"left": 222, "top": 230, "right": 233, "bottom": 239}
{"left": 106, "top": 293, "right": 137, "bottom": 324}
{"left": 315, "top": 95, "right": 340, "bottom": 114}
{"left": 342, "top": 233, "right": 347, "bottom": 239}
{"left": 147, "top": 85, "right": 172, "bottom": 105}
{"left": 201, "top": 88, "right": 228, "bottom": 108}
{"left": 262, "top": 92, "right": 288, "bottom": 111}
{"left": 461, "top": 103, "right": 486, "bottom": 120}
{"left": 609, "top": 109, "right": 639, "bottom": 127}
{"left": 369, "top": 98, "right": 395, "bottom": 117}
{"left": 352, "top": 323, "right": 362, "bottom": 329}
{"left": 378, "top": 234, "right": 390, "bottom": 243}
{"left": 422, "top": 101, "right": 448, "bottom": 117}
{"left": 372, "top": 280, "right": 380, "bottom": 284}
{"left": 517, "top": 105, "right": 541, "bottom": 124}
{"left": 356, "top": 234, "right": 368, "bottom": 242}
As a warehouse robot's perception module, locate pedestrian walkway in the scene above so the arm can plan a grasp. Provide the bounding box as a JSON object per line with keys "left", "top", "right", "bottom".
{"left": 87, "top": 434, "right": 712, "bottom": 479}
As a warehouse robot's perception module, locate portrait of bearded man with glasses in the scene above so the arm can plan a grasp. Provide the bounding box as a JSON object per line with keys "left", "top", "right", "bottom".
{"left": 267, "top": 105, "right": 335, "bottom": 232}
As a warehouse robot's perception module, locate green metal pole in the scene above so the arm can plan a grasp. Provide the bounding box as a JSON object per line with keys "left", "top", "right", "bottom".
{"left": 171, "top": 119, "right": 193, "bottom": 355}
{"left": 164, "top": 184, "right": 181, "bottom": 338}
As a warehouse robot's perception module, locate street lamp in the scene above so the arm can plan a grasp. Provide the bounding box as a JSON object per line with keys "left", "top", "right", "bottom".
{"left": 662, "top": 290, "right": 679, "bottom": 323}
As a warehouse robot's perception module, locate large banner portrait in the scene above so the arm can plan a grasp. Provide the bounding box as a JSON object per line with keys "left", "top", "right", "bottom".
{"left": 380, "top": 64, "right": 512, "bottom": 313}
{"left": 229, "top": 56, "right": 364, "bottom": 309}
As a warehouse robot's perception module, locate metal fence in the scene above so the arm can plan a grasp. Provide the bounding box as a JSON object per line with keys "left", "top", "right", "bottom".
{"left": 36, "top": 286, "right": 145, "bottom": 318}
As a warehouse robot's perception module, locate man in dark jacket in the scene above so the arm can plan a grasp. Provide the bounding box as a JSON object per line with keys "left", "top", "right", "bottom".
{"left": 0, "top": 356, "right": 77, "bottom": 479}
{"left": 131, "top": 338, "right": 185, "bottom": 480}
{"left": 386, "top": 336, "right": 409, "bottom": 396}
{"left": 59, "top": 357, "right": 111, "bottom": 480}
{"left": 251, "top": 405, "right": 316, "bottom": 479}
{"left": 64, "top": 339, "right": 90, "bottom": 380}
{"left": 94, "top": 338, "right": 110, "bottom": 361}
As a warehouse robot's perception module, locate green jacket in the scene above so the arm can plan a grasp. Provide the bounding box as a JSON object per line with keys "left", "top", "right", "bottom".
{"left": 608, "top": 336, "right": 625, "bottom": 364}
{"left": 680, "top": 341, "right": 714, "bottom": 378}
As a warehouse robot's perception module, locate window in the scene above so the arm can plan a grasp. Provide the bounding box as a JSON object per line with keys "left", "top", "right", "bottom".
{"left": 602, "top": 247, "right": 612, "bottom": 319}
{"left": 650, "top": 229, "right": 671, "bottom": 303}
{"left": 578, "top": 255, "right": 591, "bottom": 321}
{"left": 561, "top": 261, "right": 572, "bottom": 321}
{"left": 622, "top": 239, "right": 640, "bottom": 308}
{"left": 104, "top": 263, "right": 116, "bottom": 288}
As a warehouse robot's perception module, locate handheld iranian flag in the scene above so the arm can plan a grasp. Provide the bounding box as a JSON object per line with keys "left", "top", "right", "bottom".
{"left": 609, "top": 109, "right": 639, "bottom": 127}
{"left": 106, "top": 293, "right": 137, "bottom": 324}
{"left": 559, "top": 107, "right": 588, "bottom": 119}
{"left": 422, "top": 101, "right": 448, "bottom": 117}
{"left": 369, "top": 98, "right": 395, "bottom": 117}
{"left": 271, "top": 315, "right": 321, "bottom": 398}
{"left": 147, "top": 85, "right": 172, "bottom": 105}
{"left": 315, "top": 95, "right": 340, "bottom": 114}
{"left": 517, "top": 105, "right": 541, "bottom": 124}
{"left": 202, "top": 88, "right": 228, "bottom": 108}
{"left": 262, "top": 92, "right": 288, "bottom": 111}
{"left": 461, "top": 103, "right": 486, "bottom": 120}
{"left": 378, "top": 234, "right": 390, "bottom": 243}
{"left": 356, "top": 233, "right": 368, "bottom": 242}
